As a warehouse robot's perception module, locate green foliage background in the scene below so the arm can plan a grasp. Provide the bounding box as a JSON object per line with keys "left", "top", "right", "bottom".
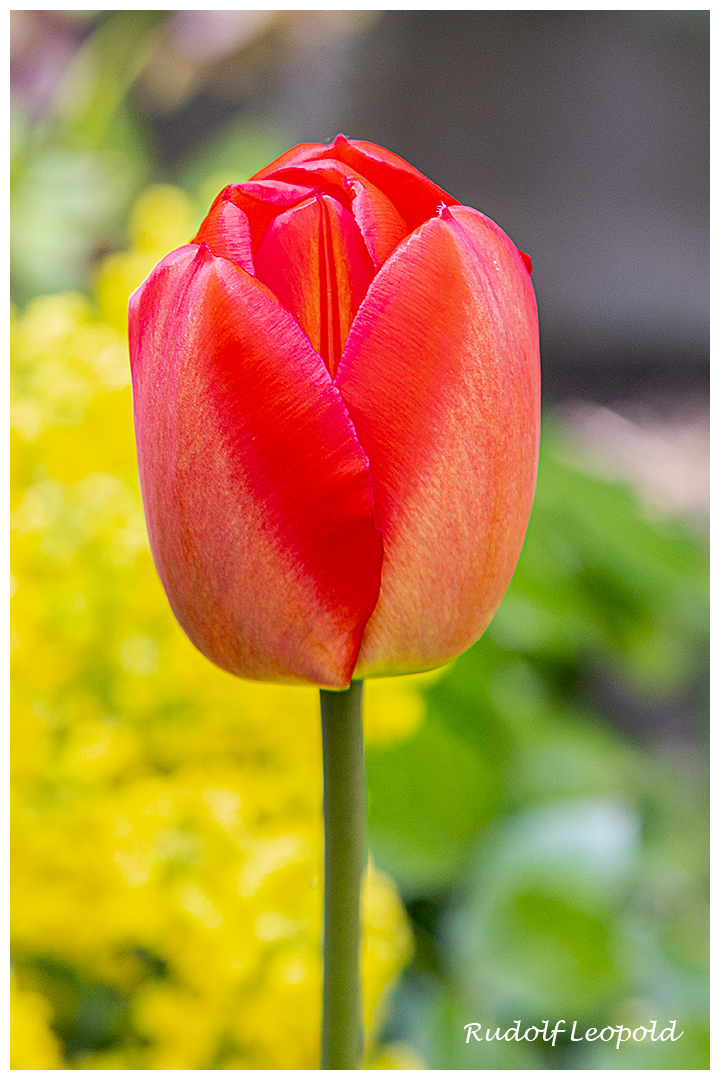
{"left": 11, "top": 11, "right": 708, "bottom": 1069}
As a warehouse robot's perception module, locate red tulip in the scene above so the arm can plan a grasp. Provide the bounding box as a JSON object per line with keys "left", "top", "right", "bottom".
{"left": 129, "top": 136, "right": 540, "bottom": 689}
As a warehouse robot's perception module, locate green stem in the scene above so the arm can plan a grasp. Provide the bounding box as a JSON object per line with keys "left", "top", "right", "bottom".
{"left": 320, "top": 680, "right": 366, "bottom": 1070}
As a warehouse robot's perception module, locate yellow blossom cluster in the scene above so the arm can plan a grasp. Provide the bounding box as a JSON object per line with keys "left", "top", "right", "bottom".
{"left": 11, "top": 185, "right": 427, "bottom": 1068}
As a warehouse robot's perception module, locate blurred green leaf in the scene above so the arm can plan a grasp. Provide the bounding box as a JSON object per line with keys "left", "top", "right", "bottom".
{"left": 50, "top": 11, "right": 169, "bottom": 152}
{"left": 447, "top": 799, "right": 640, "bottom": 1016}
{"left": 367, "top": 711, "right": 502, "bottom": 895}
{"left": 11, "top": 12, "right": 167, "bottom": 302}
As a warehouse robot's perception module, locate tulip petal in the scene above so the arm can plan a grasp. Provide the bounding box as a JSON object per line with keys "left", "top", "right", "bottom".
{"left": 254, "top": 193, "right": 374, "bottom": 377}
{"left": 192, "top": 198, "right": 255, "bottom": 273}
{"left": 129, "top": 244, "right": 383, "bottom": 687}
{"left": 263, "top": 159, "right": 409, "bottom": 267}
{"left": 335, "top": 206, "right": 541, "bottom": 678}
{"left": 195, "top": 180, "right": 315, "bottom": 252}
{"left": 255, "top": 135, "right": 457, "bottom": 233}
{"left": 328, "top": 137, "right": 458, "bottom": 231}
{"left": 251, "top": 141, "right": 329, "bottom": 178}
{"left": 346, "top": 175, "right": 409, "bottom": 265}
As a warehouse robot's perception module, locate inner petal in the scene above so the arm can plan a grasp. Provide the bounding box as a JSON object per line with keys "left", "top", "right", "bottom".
{"left": 264, "top": 159, "right": 409, "bottom": 267}
{"left": 254, "top": 193, "right": 375, "bottom": 378}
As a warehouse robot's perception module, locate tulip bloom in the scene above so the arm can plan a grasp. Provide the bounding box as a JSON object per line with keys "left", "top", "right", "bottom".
{"left": 129, "top": 136, "right": 540, "bottom": 689}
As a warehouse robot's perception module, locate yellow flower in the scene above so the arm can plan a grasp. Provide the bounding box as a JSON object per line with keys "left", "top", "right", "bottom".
{"left": 10, "top": 974, "right": 63, "bottom": 1070}
{"left": 11, "top": 183, "right": 422, "bottom": 1068}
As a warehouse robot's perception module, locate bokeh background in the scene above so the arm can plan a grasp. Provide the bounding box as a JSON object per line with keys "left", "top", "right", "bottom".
{"left": 11, "top": 9, "right": 709, "bottom": 1070}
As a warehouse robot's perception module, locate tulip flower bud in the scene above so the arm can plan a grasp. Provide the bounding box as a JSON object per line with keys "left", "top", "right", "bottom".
{"left": 129, "top": 137, "right": 540, "bottom": 689}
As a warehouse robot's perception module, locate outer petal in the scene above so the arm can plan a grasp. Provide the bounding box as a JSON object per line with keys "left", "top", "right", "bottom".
{"left": 335, "top": 206, "right": 540, "bottom": 677}
{"left": 129, "top": 244, "right": 383, "bottom": 687}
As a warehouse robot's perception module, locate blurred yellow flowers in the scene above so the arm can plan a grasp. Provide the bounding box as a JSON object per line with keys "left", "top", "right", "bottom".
{"left": 11, "top": 185, "right": 423, "bottom": 1069}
